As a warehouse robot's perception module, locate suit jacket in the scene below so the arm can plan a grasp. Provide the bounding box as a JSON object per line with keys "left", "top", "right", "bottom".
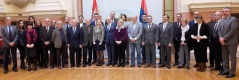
{"left": 93, "top": 26, "right": 105, "bottom": 44}
{"left": 63, "top": 23, "right": 72, "bottom": 31}
{"left": 105, "top": 18, "right": 118, "bottom": 25}
{"left": 128, "top": 21, "right": 143, "bottom": 43}
{"left": 77, "top": 22, "right": 86, "bottom": 28}
{"left": 82, "top": 25, "right": 94, "bottom": 46}
{"left": 40, "top": 26, "right": 54, "bottom": 43}
{"left": 207, "top": 21, "right": 216, "bottom": 41}
{"left": 157, "top": 22, "right": 174, "bottom": 46}
{"left": 191, "top": 23, "right": 209, "bottom": 46}
{"left": 218, "top": 16, "right": 238, "bottom": 45}
{"left": 175, "top": 25, "right": 191, "bottom": 43}
{"left": 1, "top": 25, "right": 19, "bottom": 47}
{"left": 52, "top": 28, "right": 67, "bottom": 48}
{"left": 173, "top": 21, "right": 182, "bottom": 42}
{"left": 67, "top": 26, "right": 83, "bottom": 48}
{"left": 104, "top": 23, "right": 116, "bottom": 43}
{"left": 142, "top": 23, "right": 158, "bottom": 44}
{"left": 189, "top": 19, "right": 196, "bottom": 28}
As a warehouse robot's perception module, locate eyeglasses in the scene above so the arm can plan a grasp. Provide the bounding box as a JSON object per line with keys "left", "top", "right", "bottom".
{"left": 45, "top": 21, "right": 50, "bottom": 22}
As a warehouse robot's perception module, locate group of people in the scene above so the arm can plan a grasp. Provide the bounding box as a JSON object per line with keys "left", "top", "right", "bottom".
{"left": 1, "top": 6, "right": 238, "bottom": 78}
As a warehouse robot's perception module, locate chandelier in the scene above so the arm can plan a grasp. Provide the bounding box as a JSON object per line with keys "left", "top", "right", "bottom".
{"left": 4, "top": 0, "right": 36, "bottom": 8}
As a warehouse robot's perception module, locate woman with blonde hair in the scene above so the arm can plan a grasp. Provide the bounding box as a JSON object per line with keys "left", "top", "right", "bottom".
{"left": 93, "top": 20, "right": 105, "bottom": 66}
{"left": 176, "top": 18, "right": 191, "bottom": 69}
{"left": 114, "top": 19, "right": 128, "bottom": 67}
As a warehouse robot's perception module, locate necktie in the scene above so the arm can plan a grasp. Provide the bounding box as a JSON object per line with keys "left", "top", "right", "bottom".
{"left": 8, "top": 26, "right": 12, "bottom": 42}
{"left": 46, "top": 26, "right": 49, "bottom": 33}
{"left": 163, "top": 24, "right": 166, "bottom": 31}
{"left": 212, "top": 22, "right": 219, "bottom": 38}
{"left": 73, "top": 27, "right": 76, "bottom": 34}
{"left": 87, "top": 26, "right": 90, "bottom": 33}
{"left": 148, "top": 24, "right": 151, "bottom": 29}
{"left": 177, "top": 22, "right": 180, "bottom": 28}
{"left": 108, "top": 25, "right": 111, "bottom": 30}
{"left": 67, "top": 24, "right": 69, "bottom": 28}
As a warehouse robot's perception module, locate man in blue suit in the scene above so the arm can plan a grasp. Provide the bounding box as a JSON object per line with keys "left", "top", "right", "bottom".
{"left": 105, "top": 17, "right": 116, "bottom": 66}
{"left": 67, "top": 19, "right": 83, "bottom": 67}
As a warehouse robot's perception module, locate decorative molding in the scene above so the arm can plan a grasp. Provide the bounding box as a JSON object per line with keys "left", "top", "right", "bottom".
{"left": 4, "top": 0, "right": 36, "bottom": 8}
{"left": 188, "top": 2, "right": 239, "bottom": 13}
{"left": 0, "top": 10, "right": 66, "bottom": 20}
{"left": 35, "top": 0, "right": 62, "bottom": 11}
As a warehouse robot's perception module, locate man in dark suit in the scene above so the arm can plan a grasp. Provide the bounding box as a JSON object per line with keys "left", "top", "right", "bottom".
{"left": 105, "top": 17, "right": 116, "bottom": 66}
{"left": 1, "top": 17, "right": 19, "bottom": 74}
{"left": 218, "top": 7, "right": 238, "bottom": 78}
{"left": 188, "top": 11, "right": 200, "bottom": 67}
{"left": 77, "top": 15, "right": 86, "bottom": 28}
{"left": 158, "top": 14, "right": 174, "bottom": 69}
{"left": 142, "top": 15, "right": 158, "bottom": 68}
{"left": 40, "top": 18, "right": 55, "bottom": 69}
{"left": 51, "top": 20, "right": 68, "bottom": 69}
{"left": 63, "top": 16, "right": 72, "bottom": 65}
{"left": 105, "top": 11, "right": 118, "bottom": 25}
{"left": 82, "top": 18, "right": 94, "bottom": 67}
{"left": 67, "top": 19, "right": 83, "bottom": 67}
{"left": 173, "top": 13, "right": 182, "bottom": 66}
{"left": 209, "top": 11, "right": 222, "bottom": 71}
{"left": 207, "top": 14, "right": 216, "bottom": 68}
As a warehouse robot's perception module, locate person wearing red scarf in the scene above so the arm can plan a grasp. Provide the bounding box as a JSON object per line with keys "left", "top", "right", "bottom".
{"left": 24, "top": 22, "right": 38, "bottom": 71}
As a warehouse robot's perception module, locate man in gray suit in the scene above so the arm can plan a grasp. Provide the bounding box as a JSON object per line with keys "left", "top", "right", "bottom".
{"left": 158, "top": 14, "right": 174, "bottom": 69}
{"left": 128, "top": 15, "right": 142, "bottom": 68}
{"left": 1, "top": 17, "right": 19, "bottom": 74}
{"left": 218, "top": 7, "right": 238, "bottom": 78}
{"left": 142, "top": 15, "right": 158, "bottom": 68}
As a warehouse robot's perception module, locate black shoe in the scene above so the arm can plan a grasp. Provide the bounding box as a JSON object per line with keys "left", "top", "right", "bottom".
{"left": 138, "top": 65, "right": 141, "bottom": 68}
{"left": 20, "top": 66, "right": 27, "bottom": 70}
{"left": 177, "top": 66, "right": 183, "bottom": 69}
{"left": 83, "top": 64, "right": 86, "bottom": 67}
{"left": 126, "top": 61, "right": 129, "bottom": 65}
{"left": 4, "top": 70, "right": 8, "bottom": 74}
{"left": 193, "top": 63, "right": 198, "bottom": 67}
{"left": 70, "top": 65, "right": 75, "bottom": 68}
{"left": 158, "top": 64, "right": 165, "bottom": 68}
{"left": 58, "top": 66, "right": 62, "bottom": 69}
{"left": 130, "top": 65, "right": 135, "bottom": 67}
{"left": 28, "top": 67, "right": 31, "bottom": 71}
{"left": 34, "top": 67, "right": 37, "bottom": 71}
{"left": 88, "top": 63, "right": 92, "bottom": 66}
{"left": 13, "top": 68, "right": 18, "bottom": 72}
{"left": 76, "top": 64, "right": 80, "bottom": 67}
{"left": 186, "top": 67, "right": 190, "bottom": 70}
{"left": 122, "top": 64, "right": 125, "bottom": 67}
{"left": 211, "top": 67, "right": 220, "bottom": 71}
{"left": 106, "top": 63, "right": 111, "bottom": 66}
{"left": 145, "top": 64, "right": 150, "bottom": 68}
{"left": 117, "top": 64, "right": 121, "bottom": 67}
{"left": 167, "top": 65, "right": 171, "bottom": 69}
{"left": 208, "top": 65, "right": 214, "bottom": 68}
{"left": 173, "top": 63, "right": 178, "bottom": 66}
{"left": 50, "top": 66, "right": 54, "bottom": 69}
{"left": 92, "top": 60, "right": 97, "bottom": 64}
{"left": 218, "top": 72, "right": 229, "bottom": 75}
{"left": 226, "top": 74, "right": 235, "bottom": 78}
{"left": 112, "top": 64, "right": 115, "bottom": 66}
{"left": 142, "top": 60, "right": 146, "bottom": 64}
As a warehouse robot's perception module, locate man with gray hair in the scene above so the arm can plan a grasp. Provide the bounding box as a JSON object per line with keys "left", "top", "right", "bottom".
{"left": 218, "top": 7, "right": 238, "bottom": 78}
{"left": 207, "top": 13, "right": 216, "bottom": 68}
{"left": 209, "top": 11, "right": 222, "bottom": 71}
{"left": 52, "top": 20, "right": 68, "bottom": 69}
{"left": 1, "top": 17, "right": 19, "bottom": 74}
{"left": 40, "top": 18, "right": 55, "bottom": 69}
{"left": 128, "top": 15, "right": 142, "bottom": 67}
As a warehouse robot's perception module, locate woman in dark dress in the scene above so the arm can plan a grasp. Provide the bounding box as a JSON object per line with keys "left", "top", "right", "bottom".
{"left": 191, "top": 15, "right": 209, "bottom": 72}
{"left": 24, "top": 22, "right": 38, "bottom": 71}
{"left": 93, "top": 20, "right": 105, "bottom": 66}
{"left": 35, "top": 20, "right": 43, "bottom": 68}
{"left": 17, "top": 20, "right": 27, "bottom": 70}
{"left": 114, "top": 19, "right": 128, "bottom": 67}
